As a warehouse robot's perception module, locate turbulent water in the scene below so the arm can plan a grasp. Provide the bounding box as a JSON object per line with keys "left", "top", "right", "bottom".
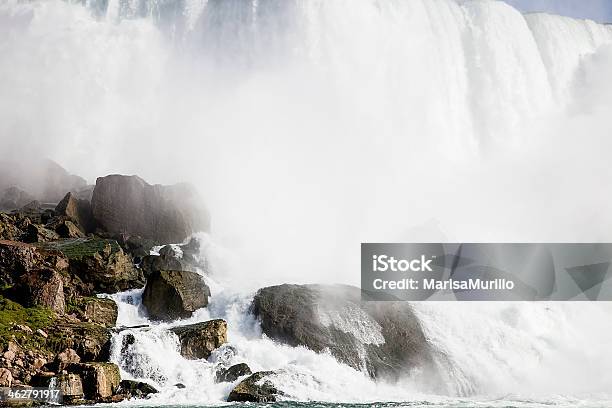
{"left": 2, "top": 0, "right": 612, "bottom": 406}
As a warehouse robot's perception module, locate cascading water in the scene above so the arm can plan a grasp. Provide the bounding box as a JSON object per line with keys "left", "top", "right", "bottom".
{"left": 2, "top": 0, "right": 612, "bottom": 405}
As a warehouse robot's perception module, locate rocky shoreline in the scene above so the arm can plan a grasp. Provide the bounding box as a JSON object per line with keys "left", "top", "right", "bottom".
{"left": 1, "top": 167, "right": 436, "bottom": 405}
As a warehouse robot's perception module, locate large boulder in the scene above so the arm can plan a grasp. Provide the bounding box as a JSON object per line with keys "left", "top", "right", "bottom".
{"left": 142, "top": 270, "right": 210, "bottom": 321}
{"left": 169, "top": 319, "right": 227, "bottom": 359}
{"left": 0, "top": 240, "right": 69, "bottom": 288}
{"left": 91, "top": 175, "right": 209, "bottom": 244}
{"left": 57, "top": 373, "right": 84, "bottom": 404}
{"left": 52, "top": 322, "right": 112, "bottom": 361}
{"left": 252, "top": 284, "right": 435, "bottom": 381}
{"left": 82, "top": 298, "right": 118, "bottom": 328}
{"left": 227, "top": 371, "right": 279, "bottom": 402}
{"left": 68, "top": 362, "right": 120, "bottom": 400}
{"left": 55, "top": 192, "right": 96, "bottom": 234}
{"left": 115, "top": 380, "right": 158, "bottom": 399}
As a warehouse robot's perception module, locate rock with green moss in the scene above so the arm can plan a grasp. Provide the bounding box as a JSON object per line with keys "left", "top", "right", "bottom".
{"left": 49, "top": 321, "right": 111, "bottom": 361}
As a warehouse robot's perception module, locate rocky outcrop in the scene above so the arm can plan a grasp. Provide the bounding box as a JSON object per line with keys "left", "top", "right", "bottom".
{"left": 0, "top": 240, "right": 69, "bottom": 289}
{"left": 54, "top": 348, "right": 81, "bottom": 372}
{"left": 142, "top": 270, "right": 210, "bottom": 321}
{"left": 52, "top": 322, "right": 112, "bottom": 361}
{"left": 0, "top": 367, "right": 14, "bottom": 387}
{"left": 91, "top": 174, "right": 210, "bottom": 244}
{"left": 57, "top": 373, "right": 84, "bottom": 404}
{"left": 252, "top": 284, "right": 435, "bottom": 381}
{"left": 140, "top": 254, "right": 186, "bottom": 278}
{"left": 68, "top": 362, "right": 120, "bottom": 400}
{"left": 216, "top": 363, "right": 252, "bottom": 383}
{"left": 170, "top": 319, "right": 227, "bottom": 359}
{"left": 227, "top": 371, "right": 280, "bottom": 402}
{"left": 55, "top": 192, "right": 96, "bottom": 234}
{"left": 25, "top": 223, "right": 60, "bottom": 242}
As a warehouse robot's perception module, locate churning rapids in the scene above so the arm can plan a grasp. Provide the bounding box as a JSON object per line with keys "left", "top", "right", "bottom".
{"left": 2, "top": 0, "right": 612, "bottom": 406}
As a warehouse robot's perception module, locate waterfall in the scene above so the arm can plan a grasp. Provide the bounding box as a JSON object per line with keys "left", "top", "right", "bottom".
{"left": 2, "top": 0, "right": 612, "bottom": 403}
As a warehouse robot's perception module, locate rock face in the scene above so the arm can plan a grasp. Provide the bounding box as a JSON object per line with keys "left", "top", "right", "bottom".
{"left": 252, "top": 284, "right": 435, "bottom": 381}
{"left": 52, "top": 322, "right": 112, "bottom": 361}
{"left": 216, "top": 363, "right": 252, "bottom": 383}
{"left": 170, "top": 319, "right": 227, "bottom": 359}
{"left": 0, "top": 240, "right": 69, "bottom": 290}
{"left": 227, "top": 371, "right": 279, "bottom": 402}
{"left": 57, "top": 373, "right": 84, "bottom": 403}
{"left": 55, "top": 192, "right": 96, "bottom": 234}
{"left": 91, "top": 175, "right": 209, "bottom": 244}
{"left": 14, "top": 269, "right": 65, "bottom": 314}
{"left": 68, "top": 362, "right": 120, "bottom": 400}
{"left": 142, "top": 270, "right": 210, "bottom": 321}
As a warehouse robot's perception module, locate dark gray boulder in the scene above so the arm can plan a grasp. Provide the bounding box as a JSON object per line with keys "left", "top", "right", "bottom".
{"left": 142, "top": 270, "right": 210, "bottom": 321}
{"left": 91, "top": 175, "right": 209, "bottom": 244}
{"left": 116, "top": 380, "right": 158, "bottom": 398}
{"left": 227, "top": 371, "right": 279, "bottom": 402}
{"left": 170, "top": 319, "right": 227, "bottom": 359}
{"left": 55, "top": 192, "right": 96, "bottom": 233}
{"left": 251, "top": 284, "right": 435, "bottom": 381}
{"left": 216, "top": 363, "right": 252, "bottom": 383}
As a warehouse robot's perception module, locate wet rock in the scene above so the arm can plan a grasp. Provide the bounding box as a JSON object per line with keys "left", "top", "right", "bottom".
{"left": 227, "top": 371, "right": 279, "bottom": 402}
{"left": 140, "top": 254, "right": 183, "bottom": 278}
{"left": 174, "top": 383, "right": 186, "bottom": 389}
{"left": 68, "top": 362, "right": 120, "bottom": 400}
{"left": 91, "top": 174, "right": 209, "bottom": 244}
{"left": 57, "top": 373, "right": 84, "bottom": 403}
{"left": 55, "top": 192, "right": 96, "bottom": 234}
{"left": 252, "top": 284, "right": 436, "bottom": 381}
{"left": 82, "top": 298, "right": 118, "bottom": 327}
{"left": 216, "top": 363, "right": 252, "bottom": 383}
{"left": 169, "top": 319, "right": 227, "bottom": 360}
{"left": 142, "top": 270, "right": 210, "bottom": 321}
{"left": 0, "top": 240, "right": 69, "bottom": 288}
{"left": 116, "top": 380, "right": 158, "bottom": 398}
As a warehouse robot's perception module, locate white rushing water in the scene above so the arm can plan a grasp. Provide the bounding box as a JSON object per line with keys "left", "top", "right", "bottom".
{"left": 2, "top": 0, "right": 612, "bottom": 404}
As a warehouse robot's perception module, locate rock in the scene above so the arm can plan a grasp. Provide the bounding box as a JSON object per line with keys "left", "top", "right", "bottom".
{"left": 0, "top": 367, "right": 13, "bottom": 387}
{"left": 119, "top": 235, "right": 157, "bottom": 259}
{"left": 24, "top": 224, "right": 60, "bottom": 243}
{"left": 116, "top": 380, "right": 158, "bottom": 398}
{"left": 82, "top": 298, "right": 118, "bottom": 327}
{"left": 142, "top": 270, "right": 210, "bottom": 321}
{"left": 227, "top": 371, "right": 279, "bottom": 402}
{"left": 32, "top": 357, "right": 46, "bottom": 370}
{"left": 58, "top": 373, "right": 84, "bottom": 403}
{"left": 174, "top": 383, "right": 186, "bottom": 389}
{"left": 13, "top": 268, "right": 65, "bottom": 314}
{"left": 54, "top": 348, "right": 81, "bottom": 372}
{"left": 36, "top": 329, "right": 48, "bottom": 338}
{"left": 14, "top": 324, "right": 32, "bottom": 334}
{"left": 55, "top": 192, "right": 96, "bottom": 234}
{"left": 68, "top": 362, "right": 120, "bottom": 400}
{"left": 64, "top": 238, "right": 144, "bottom": 294}
{"left": 0, "top": 240, "right": 69, "bottom": 288}
{"left": 216, "top": 363, "right": 252, "bottom": 383}
{"left": 139, "top": 254, "right": 190, "bottom": 278}
{"left": 52, "top": 322, "right": 111, "bottom": 361}
{"left": 0, "top": 213, "right": 23, "bottom": 240}
{"left": 0, "top": 187, "right": 35, "bottom": 211}
{"left": 91, "top": 174, "right": 209, "bottom": 244}
{"left": 55, "top": 219, "right": 86, "bottom": 239}
{"left": 251, "top": 284, "right": 436, "bottom": 381}
{"left": 169, "top": 319, "right": 227, "bottom": 359}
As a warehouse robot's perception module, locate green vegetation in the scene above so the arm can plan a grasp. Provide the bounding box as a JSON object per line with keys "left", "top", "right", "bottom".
{"left": 34, "top": 238, "right": 121, "bottom": 260}
{"left": 0, "top": 295, "right": 54, "bottom": 350}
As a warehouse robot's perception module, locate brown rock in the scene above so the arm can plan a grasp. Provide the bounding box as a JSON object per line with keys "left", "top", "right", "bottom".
{"left": 91, "top": 174, "right": 209, "bottom": 244}
{"left": 24, "top": 223, "right": 60, "bottom": 243}
{"left": 52, "top": 322, "right": 111, "bottom": 361}
{"left": 15, "top": 268, "right": 65, "bottom": 314}
{"left": 169, "top": 319, "right": 227, "bottom": 360}
{"left": 227, "top": 371, "right": 279, "bottom": 402}
{"left": 68, "top": 362, "right": 120, "bottom": 400}
{"left": 58, "top": 373, "right": 84, "bottom": 403}
{"left": 83, "top": 298, "right": 118, "bottom": 327}
{"left": 55, "top": 192, "right": 96, "bottom": 233}
{"left": 142, "top": 270, "right": 210, "bottom": 321}
{"left": 55, "top": 348, "right": 81, "bottom": 371}
{"left": 0, "top": 367, "right": 13, "bottom": 387}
